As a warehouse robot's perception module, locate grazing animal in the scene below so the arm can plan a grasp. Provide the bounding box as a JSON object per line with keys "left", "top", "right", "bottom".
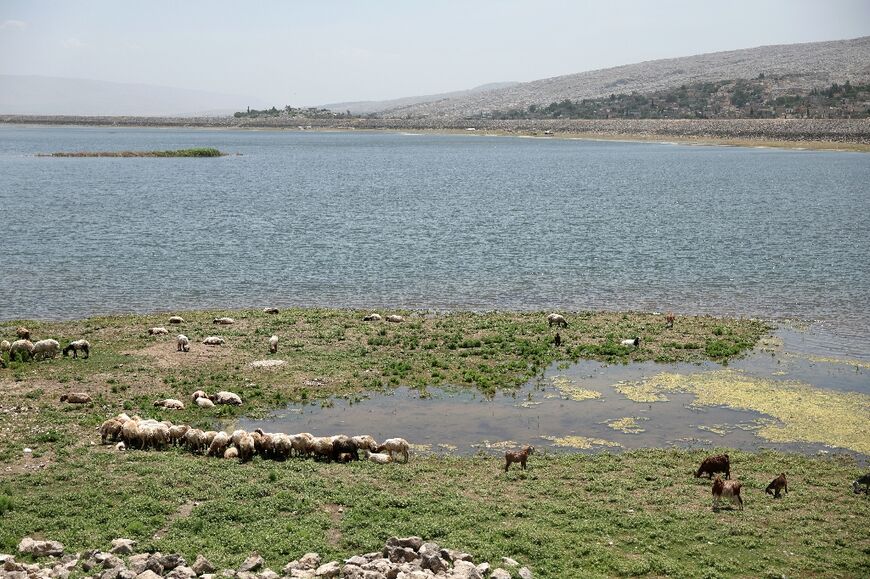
{"left": 60, "top": 392, "right": 92, "bottom": 404}
{"left": 554, "top": 333, "right": 561, "bottom": 347}
{"left": 207, "top": 431, "right": 230, "bottom": 457}
{"left": 196, "top": 396, "right": 215, "bottom": 408}
{"left": 191, "top": 389, "right": 207, "bottom": 402}
{"left": 364, "top": 450, "right": 393, "bottom": 464}
{"left": 0, "top": 339, "right": 10, "bottom": 353}
{"left": 8, "top": 339, "right": 34, "bottom": 361}
{"left": 385, "top": 314, "right": 404, "bottom": 323}
{"left": 504, "top": 445, "right": 534, "bottom": 472}
{"left": 331, "top": 435, "right": 360, "bottom": 462}
{"left": 176, "top": 334, "right": 190, "bottom": 352}
{"left": 213, "top": 317, "right": 235, "bottom": 325}
{"left": 148, "top": 327, "right": 169, "bottom": 335}
{"left": 209, "top": 391, "right": 242, "bottom": 405}
{"left": 665, "top": 312, "right": 675, "bottom": 329}
{"left": 16, "top": 326, "right": 31, "bottom": 340}
{"left": 766, "top": 473, "right": 788, "bottom": 498}
{"left": 153, "top": 398, "right": 185, "bottom": 410}
{"left": 351, "top": 435, "right": 379, "bottom": 452}
{"left": 224, "top": 446, "right": 239, "bottom": 460}
{"left": 696, "top": 453, "right": 730, "bottom": 479}
{"left": 853, "top": 473, "right": 870, "bottom": 494}
{"left": 168, "top": 316, "right": 185, "bottom": 324}
{"left": 377, "top": 438, "right": 410, "bottom": 463}
{"left": 712, "top": 476, "right": 743, "bottom": 510}
{"left": 547, "top": 313, "right": 568, "bottom": 328}
{"left": 62, "top": 339, "right": 90, "bottom": 359}
{"left": 263, "top": 307, "right": 279, "bottom": 314}
{"left": 32, "top": 339, "right": 61, "bottom": 360}
{"left": 363, "top": 313, "right": 382, "bottom": 322}
{"left": 202, "top": 336, "right": 225, "bottom": 346}
{"left": 269, "top": 335, "right": 278, "bottom": 353}
{"left": 620, "top": 337, "right": 640, "bottom": 347}
{"left": 99, "top": 418, "right": 124, "bottom": 443}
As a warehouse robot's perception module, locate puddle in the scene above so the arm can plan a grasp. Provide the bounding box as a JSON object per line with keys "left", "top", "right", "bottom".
{"left": 240, "top": 324, "right": 869, "bottom": 458}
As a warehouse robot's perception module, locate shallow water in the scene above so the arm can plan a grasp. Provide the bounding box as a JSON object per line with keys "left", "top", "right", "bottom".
{"left": 2, "top": 125, "right": 869, "bottom": 359}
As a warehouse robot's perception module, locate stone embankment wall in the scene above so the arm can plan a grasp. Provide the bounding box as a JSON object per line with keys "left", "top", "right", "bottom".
{"left": 3, "top": 115, "right": 869, "bottom": 144}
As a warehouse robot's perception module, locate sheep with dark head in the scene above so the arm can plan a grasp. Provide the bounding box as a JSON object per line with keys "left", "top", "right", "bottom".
{"left": 547, "top": 313, "right": 568, "bottom": 328}
{"left": 62, "top": 339, "right": 90, "bottom": 359}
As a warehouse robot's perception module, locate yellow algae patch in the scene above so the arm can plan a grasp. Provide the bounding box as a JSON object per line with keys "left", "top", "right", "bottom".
{"left": 541, "top": 435, "right": 622, "bottom": 449}
{"left": 408, "top": 443, "right": 433, "bottom": 453}
{"left": 551, "top": 376, "right": 602, "bottom": 401}
{"left": 606, "top": 417, "right": 647, "bottom": 434}
{"left": 696, "top": 424, "right": 732, "bottom": 436}
{"left": 783, "top": 352, "right": 870, "bottom": 370}
{"left": 473, "top": 440, "right": 518, "bottom": 450}
{"left": 437, "top": 443, "right": 458, "bottom": 452}
{"left": 627, "top": 370, "right": 870, "bottom": 454}
{"left": 614, "top": 379, "right": 669, "bottom": 403}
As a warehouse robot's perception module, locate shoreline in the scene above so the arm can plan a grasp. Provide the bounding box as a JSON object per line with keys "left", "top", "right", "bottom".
{"left": 4, "top": 115, "right": 870, "bottom": 152}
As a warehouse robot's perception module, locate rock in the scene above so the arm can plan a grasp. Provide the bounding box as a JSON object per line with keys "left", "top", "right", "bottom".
{"left": 395, "top": 537, "right": 423, "bottom": 551}
{"left": 421, "top": 554, "right": 447, "bottom": 574}
{"left": 451, "top": 560, "right": 482, "bottom": 579}
{"left": 475, "top": 562, "right": 491, "bottom": 576}
{"left": 18, "top": 537, "right": 65, "bottom": 558}
{"left": 289, "top": 570, "right": 315, "bottom": 579}
{"left": 192, "top": 555, "right": 217, "bottom": 575}
{"left": 344, "top": 556, "right": 368, "bottom": 567}
{"left": 259, "top": 568, "right": 279, "bottom": 579}
{"left": 100, "top": 568, "right": 125, "bottom": 579}
{"left": 118, "top": 571, "right": 137, "bottom": 579}
{"left": 101, "top": 555, "right": 124, "bottom": 569}
{"left": 110, "top": 539, "right": 136, "bottom": 556}
{"left": 144, "top": 555, "right": 165, "bottom": 576}
{"left": 127, "top": 554, "right": 150, "bottom": 574}
{"left": 135, "top": 571, "right": 162, "bottom": 579}
{"left": 314, "top": 561, "right": 340, "bottom": 578}
{"left": 501, "top": 557, "right": 518, "bottom": 567}
{"left": 238, "top": 554, "right": 265, "bottom": 573}
{"left": 236, "top": 572, "right": 259, "bottom": 579}
{"left": 220, "top": 570, "right": 237, "bottom": 578}
{"left": 518, "top": 567, "right": 533, "bottom": 579}
{"left": 417, "top": 543, "right": 440, "bottom": 559}
{"left": 298, "top": 553, "right": 321, "bottom": 570}
{"left": 3, "top": 557, "right": 23, "bottom": 572}
{"left": 167, "top": 566, "right": 196, "bottom": 579}
{"left": 159, "top": 554, "right": 187, "bottom": 571}
{"left": 200, "top": 575, "right": 217, "bottom": 579}
{"left": 0, "top": 555, "right": 15, "bottom": 564}
{"left": 490, "top": 570, "right": 512, "bottom": 579}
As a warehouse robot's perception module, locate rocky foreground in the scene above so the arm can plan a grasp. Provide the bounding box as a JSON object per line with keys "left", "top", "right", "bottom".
{"left": 3, "top": 115, "right": 870, "bottom": 145}
{"left": 2, "top": 536, "right": 531, "bottom": 579}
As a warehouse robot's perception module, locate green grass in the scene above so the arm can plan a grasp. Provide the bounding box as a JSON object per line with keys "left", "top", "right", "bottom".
{"left": 0, "top": 449, "right": 866, "bottom": 578}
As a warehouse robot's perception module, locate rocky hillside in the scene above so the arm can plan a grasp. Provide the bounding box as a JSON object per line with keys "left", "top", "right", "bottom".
{"left": 382, "top": 36, "right": 870, "bottom": 119}
{"left": 322, "top": 82, "right": 519, "bottom": 115}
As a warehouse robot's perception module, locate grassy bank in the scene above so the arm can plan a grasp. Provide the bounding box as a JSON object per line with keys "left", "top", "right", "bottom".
{"left": 0, "top": 449, "right": 867, "bottom": 578}
{"left": 40, "top": 147, "right": 224, "bottom": 157}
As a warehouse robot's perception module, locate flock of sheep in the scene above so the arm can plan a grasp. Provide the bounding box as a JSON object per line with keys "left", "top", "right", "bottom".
{"left": 0, "top": 326, "right": 89, "bottom": 366}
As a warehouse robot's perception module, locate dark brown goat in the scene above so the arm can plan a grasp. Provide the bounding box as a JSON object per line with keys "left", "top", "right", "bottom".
{"left": 766, "top": 473, "right": 788, "bottom": 498}
{"left": 331, "top": 435, "right": 359, "bottom": 462}
{"left": 504, "top": 445, "right": 534, "bottom": 472}
{"left": 696, "top": 453, "right": 730, "bottom": 479}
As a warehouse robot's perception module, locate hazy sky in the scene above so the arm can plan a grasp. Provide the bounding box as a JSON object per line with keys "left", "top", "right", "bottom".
{"left": 2, "top": 0, "right": 869, "bottom": 105}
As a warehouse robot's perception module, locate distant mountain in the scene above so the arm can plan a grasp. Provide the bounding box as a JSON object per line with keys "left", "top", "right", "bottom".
{"left": 0, "top": 75, "right": 269, "bottom": 117}
{"left": 321, "top": 82, "right": 520, "bottom": 115}
{"left": 382, "top": 36, "right": 870, "bottom": 118}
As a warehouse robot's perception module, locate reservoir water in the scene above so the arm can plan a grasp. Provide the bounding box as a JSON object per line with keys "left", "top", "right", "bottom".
{"left": 2, "top": 125, "right": 869, "bottom": 359}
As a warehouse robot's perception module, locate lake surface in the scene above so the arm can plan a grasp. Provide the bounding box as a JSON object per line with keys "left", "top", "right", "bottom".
{"left": 2, "top": 125, "right": 869, "bottom": 358}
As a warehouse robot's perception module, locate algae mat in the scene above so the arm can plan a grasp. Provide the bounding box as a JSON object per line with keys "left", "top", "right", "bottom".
{"left": 615, "top": 369, "right": 870, "bottom": 454}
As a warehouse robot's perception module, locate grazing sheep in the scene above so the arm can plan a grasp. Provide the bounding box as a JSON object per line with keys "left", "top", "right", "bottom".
{"left": 712, "top": 476, "right": 744, "bottom": 510}
{"left": 209, "top": 391, "right": 242, "bottom": 405}
{"left": 138, "top": 420, "right": 170, "bottom": 450}
{"left": 176, "top": 334, "right": 190, "bottom": 352}
{"left": 237, "top": 433, "right": 255, "bottom": 462}
{"left": 62, "top": 339, "right": 90, "bottom": 359}
{"left": 213, "top": 317, "right": 235, "bottom": 325}
{"left": 547, "top": 313, "right": 568, "bottom": 328}
{"left": 665, "top": 312, "right": 675, "bottom": 329}
{"left": 293, "top": 432, "right": 315, "bottom": 457}
{"left": 121, "top": 419, "right": 143, "bottom": 449}
{"left": 230, "top": 429, "right": 247, "bottom": 446}
{"left": 191, "top": 389, "right": 207, "bottom": 402}
{"left": 154, "top": 398, "right": 185, "bottom": 410}
{"left": 696, "top": 453, "right": 731, "bottom": 479}
{"left": 352, "top": 435, "right": 379, "bottom": 453}
{"left": 8, "top": 339, "right": 34, "bottom": 361}
{"left": 148, "top": 327, "right": 169, "bottom": 335}
{"left": 184, "top": 428, "right": 207, "bottom": 453}
{"left": 32, "top": 339, "right": 61, "bottom": 360}
{"left": 309, "top": 436, "right": 335, "bottom": 461}
{"left": 224, "top": 446, "right": 239, "bottom": 460}
{"left": 331, "top": 435, "right": 360, "bottom": 462}
{"left": 620, "top": 337, "right": 640, "bottom": 347}
{"left": 0, "top": 339, "right": 10, "bottom": 352}
{"left": 377, "top": 438, "right": 410, "bottom": 463}
{"left": 364, "top": 450, "right": 392, "bottom": 464}
{"left": 363, "top": 313, "right": 382, "bottom": 321}
{"left": 504, "top": 445, "right": 534, "bottom": 472}
{"left": 168, "top": 316, "right": 185, "bottom": 324}
{"left": 269, "top": 335, "right": 278, "bottom": 353}
{"left": 60, "top": 392, "right": 92, "bottom": 404}
{"left": 99, "top": 418, "right": 124, "bottom": 443}
{"left": 207, "top": 431, "right": 230, "bottom": 457}
{"left": 251, "top": 430, "right": 266, "bottom": 455}
{"left": 766, "top": 473, "right": 788, "bottom": 498}
{"left": 168, "top": 424, "right": 190, "bottom": 446}
{"left": 16, "top": 326, "right": 31, "bottom": 340}
{"left": 202, "top": 336, "right": 225, "bottom": 346}
{"left": 853, "top": 473, "right": 870, "bottom": 494}
{"left": 195, "top": 396, "right": 215, "bottom": 408}
{"left": 263, "top": 307, "right": 279, "bottom": 314}
{"left": 385, "top": 314, "right": 404, "bottom": 323}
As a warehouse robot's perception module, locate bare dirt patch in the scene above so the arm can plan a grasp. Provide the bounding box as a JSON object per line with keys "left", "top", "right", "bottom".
{"left": 323, "top": 503, "right": 344, "bottom": 547}
{"left": 153, "top": 499, "right": 196, "bottom": 540}
{"left": 132, "top": 341, "right": 237, "bottom": 369}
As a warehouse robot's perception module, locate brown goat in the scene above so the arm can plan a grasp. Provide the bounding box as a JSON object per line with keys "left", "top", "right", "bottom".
{"left": 766, "top": 473, "right": 788, "bottom": 498}
{"left": 665, "top": 312, "right": 675, "bottom": 329}
{"left": 712, "top": 475, "right": 743, "bottom": 510}
{"left": 16, "top": 326, "right": 31, "bottom": 340}
{"left": 504, "top": 445, "right": 534, "bottom": 472}
{"left": 696, "top": 453, "right": 730, "bottom": 479}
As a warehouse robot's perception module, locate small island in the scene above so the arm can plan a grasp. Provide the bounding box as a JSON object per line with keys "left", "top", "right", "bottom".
{"left": 39, "top": 147, "right": 224, "bottom": 157}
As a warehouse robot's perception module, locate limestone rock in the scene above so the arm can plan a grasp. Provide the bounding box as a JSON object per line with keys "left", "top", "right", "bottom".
{"left": 490, "top": 570, "right": 512, "bottom": 579}
{"left": 160, "top": 554, "right": 187, "bottom": 571}
{"left": 135, "top": 571, "right": 162, "bottom": 579}
{"left": 167, "top": 565, "right": 196, "bottom": 579}
{"left": 259, "top": 568, "right": 279, "bottom": 579}
{"left": 192, "top": 555, "right": 217, "bottom": 575}
{"left": 501, "top": 557, "right": 519, "bottom": 567}
{"left": 518, "top": 566, "right": 533, "bottom": 579}
{"left": 344, "top": 556, "right": 368, "bottom": 567}
{"left": 110, "top": 539, "right": 136, "bottom": 556}
{"left": 101, "top": 555, "right": 124, "bottom": 569}
{"left": 18, "top": 537, "right": 65, "bottom": 558}
{"left": 314, "top": 561, "right": 340, "bottom": 578}
{"left": 451, "top": 560, "right": 482, "bottom": 579}
{"left": 238, "top": 554, "right": 265, "bottom": 573}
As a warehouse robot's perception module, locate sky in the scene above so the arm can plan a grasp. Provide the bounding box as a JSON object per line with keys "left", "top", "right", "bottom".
{"left": 1, "top": 0, "right": 869, "bottom": 106}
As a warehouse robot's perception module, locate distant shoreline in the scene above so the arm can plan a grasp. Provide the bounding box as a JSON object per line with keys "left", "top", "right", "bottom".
{"left": 3, "top": 115, "right": 870, "bottom": 151}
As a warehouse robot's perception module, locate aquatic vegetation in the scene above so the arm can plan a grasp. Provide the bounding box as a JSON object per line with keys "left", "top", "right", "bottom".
{"left": 783, "top": 352, "right": 870, "bottom": 370}
{"left": 551, "top": 375, "right": 602, "bottom": 401}
{"left": 606, "top": 416, "right": 647, "bottom": 434}
{"left": 43, "top": 147, "right": 225, "bottom": 157}
{"left": 540, "top": 435, "right": 622, "bottom": 449}
{"left": 618, "top": 370, "right": 870, "bottom": 454}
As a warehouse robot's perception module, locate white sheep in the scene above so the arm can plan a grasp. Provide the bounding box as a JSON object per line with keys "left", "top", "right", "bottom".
{"left": 363, "top": 313, "right": 382, "bottom": 322}
{"left": 8, "top": 339, "right": 34, "bottom": 361}
{"left": 620, "top": 337, "right": 640, "bottom": 347}
{"left": 352, "top": 435, "right": 379, "bottom": 452}
{"left": 385, "top": 314, "right": 404, "bottom": 323}
{"left": 176, "top": 334, "right": 190, "bottom": 352}
{"left": 191, "top": 389, "right": 207, "bottom": 402}
{"left": 209, "top": 391, "right": 242, "bottom": 405}
{"left": 60, "top": 392, "right": 92, "bottom": 404}
{"left": 207, "top": 431, "right": 230, "bottom": 457}
{"left": 230, "top": 429, "right": 247, "bottom": 446}
{"left": 309, "top": 436, "right": 335, "bottom": 461}
{"left": 547, "top": 313, "right": 568, "bottom": 328}
{"left": 223, "top": 446, "right": 239, "bottom": 460}
{"left": 32, "top": 339, "right": 60, "bottom": 361}
{"left": 263, "top": 307, "right": 279, "bottom": 314}
{"left": 213, "top": 317, "right": 235, "bottom": 325}
{"left": 168, "top": 424, "right": 190, "bottom": 445}
{"left": 148, "top": 327, "right": 169, "bottom": 335}
{"left": 62, "top": 339, "right": 90, "bottom": 359}
{"left": 196, "top": 396, "right": 215, "bottom": 408}
{"left": 364, "top": 450, "right": 393, "bottom": 464}
{"left": 202, "top": 336, "right": 225, "bottom": 346}
{"left": 153, "top": 398, "right": 185, "bottom": 410}
{"left": 377, "top": 438, "right": 410, "bottom": 463}
{"left": 99, "top": 418, "right": 124, "bottom": 443}
{"left": 0, "top": 339, "right": 10, "bottom": 353}
{"left": 237, "top": 432, "right": 255, "bottom": 462}
{"left": 184, "top": 428, "right": 207, "bottom": 453}
{"left": 269, "top": 335, "right": 278, "bottom": 353}
{"left": 168, "top": 316, "right": 185, "bottom": 324}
